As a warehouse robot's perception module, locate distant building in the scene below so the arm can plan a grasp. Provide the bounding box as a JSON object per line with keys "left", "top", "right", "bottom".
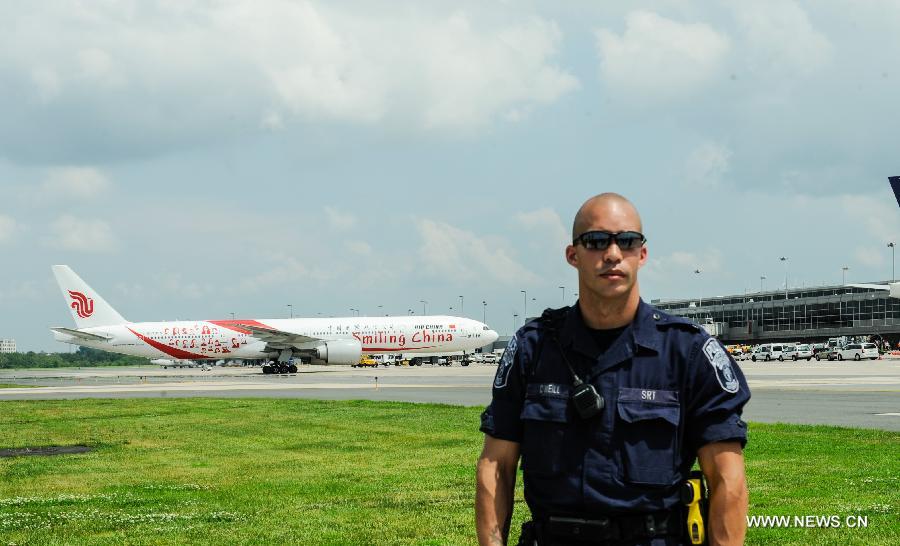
{"left": 652, "top": 281, "right": 900, "bottom": 344}
{"left": 0, "top": 339, "right": 16, "bottom": 354}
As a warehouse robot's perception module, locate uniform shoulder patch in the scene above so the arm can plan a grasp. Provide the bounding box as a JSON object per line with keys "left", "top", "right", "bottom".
{"left": 493, "top": 336, "right": 518, "bottom": 389}
{"left": 702, "top": 338, "right": 740, "bottom": 393}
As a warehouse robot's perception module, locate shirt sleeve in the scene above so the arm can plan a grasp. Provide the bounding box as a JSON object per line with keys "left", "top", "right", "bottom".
{"left": 480, "top": 333, "right": 528, "bottom": 443}
{"left": 684, "top": 334, "right": 751, "bottom": 453}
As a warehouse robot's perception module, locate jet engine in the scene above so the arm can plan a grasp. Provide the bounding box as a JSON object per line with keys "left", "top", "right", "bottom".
{"left": 313, "top": 339, "right": 363, "bottom": 365}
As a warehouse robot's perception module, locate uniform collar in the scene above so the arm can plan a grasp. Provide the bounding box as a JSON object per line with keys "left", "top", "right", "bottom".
{"left": 560, "top": 298, "right": 662, "bottom": 357}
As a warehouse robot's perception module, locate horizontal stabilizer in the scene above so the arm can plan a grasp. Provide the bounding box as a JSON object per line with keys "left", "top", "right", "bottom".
{"left": 50, "top": 327, "right": 112, "bottom": 341}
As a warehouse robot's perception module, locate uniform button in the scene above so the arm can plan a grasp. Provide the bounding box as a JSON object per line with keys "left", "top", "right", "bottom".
{"left": 652, "top": 313, "right": 660, "bottom": 320}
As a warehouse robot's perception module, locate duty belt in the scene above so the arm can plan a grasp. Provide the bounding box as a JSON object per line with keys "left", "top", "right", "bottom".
{"left": 535, "top": 510, "right": 681, "bottom": 544}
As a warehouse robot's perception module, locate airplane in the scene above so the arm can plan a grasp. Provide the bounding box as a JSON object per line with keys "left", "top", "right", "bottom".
{"left": 50, "top": 265, "right": 500, "bottom": 374}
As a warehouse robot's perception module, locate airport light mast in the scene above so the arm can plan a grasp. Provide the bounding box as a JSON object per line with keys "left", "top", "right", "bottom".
{"left": 287, "top": 304, "right": 293, "bottom": 318}
{"left": 459, "top": 296, "right": 464, "bottom": 316}
{"left": 521, "top": 290, "right": 527, "bottom": 320}
{"left": 889, "top": 242, "right": 895, "bottom": 282}
{"left": 482, "top": 300, "right": 487, "bottom": 323}
{"left": 420, "top": 300, "right": 427, "bottom": 315}
{"left": 559, "top": 286, "right": 565, "bottom": 306}
{"left": 842, "top": 266, "right": 849, "bottom": 285}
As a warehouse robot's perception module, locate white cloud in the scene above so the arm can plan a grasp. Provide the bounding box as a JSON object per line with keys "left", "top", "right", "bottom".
{"left": 345, "top": 241, "right": 372, "bottom": 256}
{"left": 416, "top": 15, "right": 578, "bottom": 129}
{"left": 855, "top": 247, "right": 884, "bottom": 268}
{"left": 732, "top": 1, "right": 832, "bottom": 76}
{"left": 596, "top": 11, "right": 730, "bottom": 101}
{"left": 238, "top": 255, "right": 332, "bottom": 292}
{"left": 0, "top": 1, "right": 578, "bottom": 163}
{"left": 514, "top": 208, "right": 569, "bottom": 248}
{"left": 0, "top": 215, "right": 18, "bottom": 243}
{"left": 40, "top": 167, "right": 110, "bottom": 198}
{"left": 416, "top": 219, "right": 539, "bottom": 285}
{"left": 644, "top": 249, "right": 724, "bottom": 283}
{"left": 324, "top": 206, "right": 357, "bottom": 230}
{"left": 685, "top": 142, "right": 732, "bottom": 188}
{"left": 47, "top": 215, "right": 117, "bottom": 252}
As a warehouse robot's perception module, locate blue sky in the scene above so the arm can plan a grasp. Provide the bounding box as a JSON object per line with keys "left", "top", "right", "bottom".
{"left": 2, "top": 1, "right": 899, "bottom": 350}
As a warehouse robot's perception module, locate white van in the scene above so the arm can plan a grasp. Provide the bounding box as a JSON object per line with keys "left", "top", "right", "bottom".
{"left": 752, "top": 343, "right": 787, "bottom": 361}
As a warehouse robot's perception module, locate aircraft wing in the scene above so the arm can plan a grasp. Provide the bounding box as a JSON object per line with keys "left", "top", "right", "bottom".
{"left": 50, "top": 327, "right": 112, "bottom": 341}
{"left": 239, "top": 324, "right": 321, "bottom": 349}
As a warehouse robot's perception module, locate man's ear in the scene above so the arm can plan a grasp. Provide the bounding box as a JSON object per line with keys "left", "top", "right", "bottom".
{"left": 638, "top": 245, "right": 648, "bottom": 268}
{"left": 565, "top": 245, "right": 578, "bottom": 267}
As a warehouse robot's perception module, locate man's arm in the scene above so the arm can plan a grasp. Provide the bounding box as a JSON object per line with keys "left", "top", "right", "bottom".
{"left": 476, "top": 435, "right": 520, "bottom": 546}
{"left": 698, "top": 441, "right": 748, "bottom": 546}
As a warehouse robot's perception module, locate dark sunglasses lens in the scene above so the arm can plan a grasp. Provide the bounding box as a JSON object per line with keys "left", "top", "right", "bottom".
{"left": 616, "top": 233, "right": 644, "bottom": 250}
{"left": 581, "top": 232, "right": 611, "bottom": 250}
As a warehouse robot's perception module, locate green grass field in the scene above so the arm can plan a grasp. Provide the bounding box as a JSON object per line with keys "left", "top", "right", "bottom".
{"left": 0, "top": 399, "right": 896, "bottom": 545}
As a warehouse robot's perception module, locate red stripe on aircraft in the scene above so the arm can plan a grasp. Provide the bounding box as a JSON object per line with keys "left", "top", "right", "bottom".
{"left": 208, "top": 319, "right": 274, "bottom": 334}
{"left": 362, "top": 346, "right": 437, "bottom": 352}
{"left": 127, "top": 327, "right": 208, "bottom": 359}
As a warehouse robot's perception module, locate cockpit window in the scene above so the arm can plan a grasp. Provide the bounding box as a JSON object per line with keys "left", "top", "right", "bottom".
{"left": 483, "top": 326, "right": 489, "bottom": 330}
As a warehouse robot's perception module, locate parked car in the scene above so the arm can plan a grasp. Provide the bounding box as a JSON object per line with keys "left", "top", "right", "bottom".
{"left": 792, "top": 344, "right": 813, "bottom": 361}
{"left": 482, "top": 353, "right": 500, "bottom": 364}
{"left": 813, "top": 346, "right": 834, "bottom": 361}
{"left": 835, "top": 343, "right": 879, "bottom": 361}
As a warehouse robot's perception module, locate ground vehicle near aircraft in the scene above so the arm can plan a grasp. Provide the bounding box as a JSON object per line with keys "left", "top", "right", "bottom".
{"left": 353, "top": 355, "right": 378, "bottom": 368}
{"left": 50, "top": 266, "right": 499, "bottom": 373}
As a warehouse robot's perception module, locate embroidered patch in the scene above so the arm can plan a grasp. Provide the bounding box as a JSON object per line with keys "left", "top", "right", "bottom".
{"left": 702, "top": 338, "right": 740, "bottom": 393}
{"left": 493, "top": 336, "right": 517, "bottom": 389}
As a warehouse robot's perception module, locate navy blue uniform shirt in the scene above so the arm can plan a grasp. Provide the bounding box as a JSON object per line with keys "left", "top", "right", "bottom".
{"left": 480, "top": 300, "right": 750, "bottom": 521}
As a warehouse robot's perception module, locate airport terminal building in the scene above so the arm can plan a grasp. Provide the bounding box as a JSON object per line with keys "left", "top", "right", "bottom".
{"left": 652, "top": 281, "right": 900, "bottom": 344}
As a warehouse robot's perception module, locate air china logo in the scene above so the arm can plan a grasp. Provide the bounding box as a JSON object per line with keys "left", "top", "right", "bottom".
{"left": 68, "top": 290, "right": 94, "bottom": 319}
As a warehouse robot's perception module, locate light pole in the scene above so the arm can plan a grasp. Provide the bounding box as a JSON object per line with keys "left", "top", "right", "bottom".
{"left": 889, "top": 242, "right": 896, "bottom": 282}
{"left": 482, "top": 300, "right": 487, "bottom": 323}
{"left": 842, "top": 266, "right": 849, "bottom": 285}
{"left": 377, "top": 305, "right": 384, "bottom": 316}
{"left": 760, "top": 275, "right": 766, "bottom": 293}
{"left": 559, "top": 286, "right": 565, "bottom": 306}
{"left": 513, "top": 313, "right": 518, "bottom": 334}
{"left": 287, "top": 304, "right": 293, "bottom": 318}
{"left": 420, "top": 300, "right": 427, "bottom": 315}
{"left": 779, "top": 257, "right": 788, "bottom": 299}
{"left": 350, "top": 308, "right": 358, "bottom": 317}
{"left": 407, "top": 308, "right": 413, "bottom": 315}
{"left": 694, "top": 269, "right": 702, "bottom": 319}
{"left": 459, "top": 296, "right": 464, "bottom": 316}
{"left": 230, "top": 312, "right": 235, "bottom": 321}
{"left": 521, "top": 290, "right": 527, "bottom": 319}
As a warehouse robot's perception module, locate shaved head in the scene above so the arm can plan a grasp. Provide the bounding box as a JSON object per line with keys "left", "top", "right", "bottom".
{"left": 572, "top": 193, "right": 643, "bottom": 240}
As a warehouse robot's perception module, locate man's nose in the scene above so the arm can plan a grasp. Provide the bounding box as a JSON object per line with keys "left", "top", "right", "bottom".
{"left": 603, "top": 242, "right": 624, "bottom": 263}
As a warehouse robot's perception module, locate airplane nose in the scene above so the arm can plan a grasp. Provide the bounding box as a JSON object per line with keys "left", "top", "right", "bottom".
{"left": 488, "top": 330, "right": 499, "bottom": 344}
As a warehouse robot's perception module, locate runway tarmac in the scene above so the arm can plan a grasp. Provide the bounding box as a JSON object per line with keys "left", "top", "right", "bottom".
{"left": 1, "top": 360, "right": 898, "bottom": 431}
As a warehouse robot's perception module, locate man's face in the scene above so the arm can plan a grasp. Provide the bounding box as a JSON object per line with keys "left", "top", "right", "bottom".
{"left": 565, "top": 201, "right": 648, "bottom": 301}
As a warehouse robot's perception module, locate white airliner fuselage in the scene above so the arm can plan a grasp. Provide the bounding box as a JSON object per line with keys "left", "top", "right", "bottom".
{"left": 54, "top": 316, "right": 498, "bottom": 361}
{"left": 50, "top": 265, "right": 499, "bottom": 368}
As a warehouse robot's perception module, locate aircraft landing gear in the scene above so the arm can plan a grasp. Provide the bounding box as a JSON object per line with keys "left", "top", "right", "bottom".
{"left": 262, "top": 361, "right": 299, "bottom": 374}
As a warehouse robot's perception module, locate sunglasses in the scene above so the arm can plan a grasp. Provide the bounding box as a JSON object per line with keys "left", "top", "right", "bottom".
{"left": 573, "top": 230, "right": 646, "bottom": 251}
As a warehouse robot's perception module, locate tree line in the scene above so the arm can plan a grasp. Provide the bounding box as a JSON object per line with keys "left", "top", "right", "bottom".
{"left": 0, "top": 347, "right": 149, "bottom": 369}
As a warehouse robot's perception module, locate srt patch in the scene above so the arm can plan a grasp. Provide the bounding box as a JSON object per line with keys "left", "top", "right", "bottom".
{"left": 702, "top": 338, "right": 740, "bottom": 393}
{"left": 493, "top": 336, "right": 517, "bottom": 389}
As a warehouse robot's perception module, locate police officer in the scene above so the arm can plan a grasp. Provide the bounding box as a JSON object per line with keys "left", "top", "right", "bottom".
{"left": 475, "top": 194, "right": 750, "bottom": 546}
